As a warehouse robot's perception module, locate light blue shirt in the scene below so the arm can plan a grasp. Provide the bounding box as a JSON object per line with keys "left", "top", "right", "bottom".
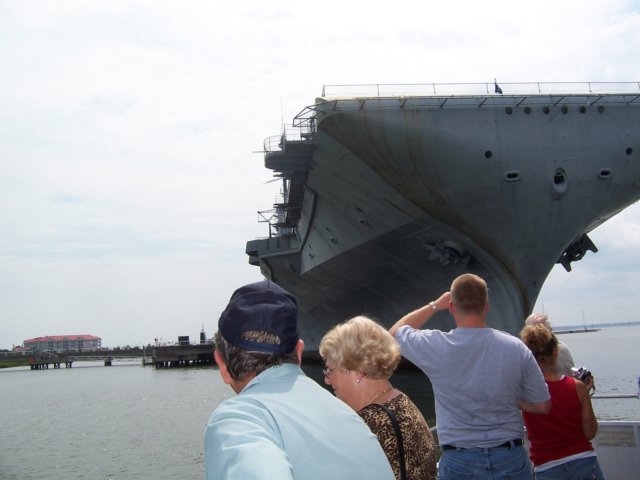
{"left": 396, "top": 326, "right": 549, "bottom": 448}
{"left": 205, "top": 363, "right": 394, "bottom": 479}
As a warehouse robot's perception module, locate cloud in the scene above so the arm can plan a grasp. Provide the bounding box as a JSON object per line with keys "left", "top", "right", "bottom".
{"left": 1, "top": 0, "right": 640, "bottom": 348}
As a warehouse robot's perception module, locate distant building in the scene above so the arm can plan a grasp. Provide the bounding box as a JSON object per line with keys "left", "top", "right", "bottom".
{"left": 23, "top": 335, "right": 102, "bottom": 352}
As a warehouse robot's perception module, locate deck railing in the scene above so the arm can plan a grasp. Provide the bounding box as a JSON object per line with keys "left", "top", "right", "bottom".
{"left": 321, "top": 81, "right": 640, "bottom": 98}
{"left": 283, "top": 81, "right": 640, "bottom": 129}
{"left": 264, "top": 123, "right": 316, "bottom": 153}
{"left": 267, "top": 82, "right": 640, "bottom": 150}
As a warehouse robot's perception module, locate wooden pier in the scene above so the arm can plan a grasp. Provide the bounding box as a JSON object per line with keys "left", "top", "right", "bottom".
{"left": 1, "top": 345, "right": 217, "bottom": 370}
{"left": 149, "top": 344, "right": 215, "bottom": 368}
{"left": 26, "top": 351, "right": 117, "bottom": 369}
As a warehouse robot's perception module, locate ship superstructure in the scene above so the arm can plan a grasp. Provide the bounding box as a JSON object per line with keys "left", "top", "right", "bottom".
{"left": 247, "top": 82, "right": 640, "bottom": 349}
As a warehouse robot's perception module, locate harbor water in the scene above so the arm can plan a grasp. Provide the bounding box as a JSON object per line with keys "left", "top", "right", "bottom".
{"left": 1, "top": 326, "right": 638, "bottom": 479}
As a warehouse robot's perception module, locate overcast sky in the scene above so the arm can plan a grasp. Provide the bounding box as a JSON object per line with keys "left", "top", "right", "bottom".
{"left": 2, "top": 0, "right": 640, "bottom": 349}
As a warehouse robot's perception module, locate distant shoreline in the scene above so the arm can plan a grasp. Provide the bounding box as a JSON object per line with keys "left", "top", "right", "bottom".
{"left": 554, "top": 328, "right": 600, "bottom": 335}
{"left": 554, "top": 321, "right": 640, "bottom": 332}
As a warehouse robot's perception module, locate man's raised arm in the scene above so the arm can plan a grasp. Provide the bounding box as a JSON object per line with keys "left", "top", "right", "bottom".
{"left": 389, "top": 292, "right": 451, "bottom": 337}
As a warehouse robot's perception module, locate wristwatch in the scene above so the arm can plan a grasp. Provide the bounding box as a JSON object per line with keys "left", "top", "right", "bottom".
{"left": 429, "top": 301, "right": 437, "bottom": 311}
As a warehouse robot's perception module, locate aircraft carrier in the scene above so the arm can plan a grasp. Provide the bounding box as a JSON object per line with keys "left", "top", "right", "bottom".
{"left": 246, "top": 82, "right": 640, "bottom": 350}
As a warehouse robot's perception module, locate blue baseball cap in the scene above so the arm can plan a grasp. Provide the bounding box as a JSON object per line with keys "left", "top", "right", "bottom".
{"left": 218, "top": 280, "right": 299, "bottom": 354}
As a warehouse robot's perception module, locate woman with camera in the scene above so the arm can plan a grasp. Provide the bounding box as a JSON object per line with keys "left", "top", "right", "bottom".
{"left": 520, "top": 324, "right": 606, "bottom": 479}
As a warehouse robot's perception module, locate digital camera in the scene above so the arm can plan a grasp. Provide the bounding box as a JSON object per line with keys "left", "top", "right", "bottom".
{"left": 571, "top": 366, "right": 592, "bottom": 383}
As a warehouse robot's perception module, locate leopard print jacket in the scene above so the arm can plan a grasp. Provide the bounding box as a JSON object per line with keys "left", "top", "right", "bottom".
{"left": 359, "top": 393, "right": 437, "bottom": 480}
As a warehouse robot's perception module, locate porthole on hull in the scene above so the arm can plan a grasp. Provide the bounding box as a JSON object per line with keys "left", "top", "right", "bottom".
{"left": 552, "top": 168, "right": 568, "bottom": 199}
{"left": 598, "top": 169, "right": 612, "bottom": 179}
{"left": 504, "top": 170, "right": 521, "bottom": 182}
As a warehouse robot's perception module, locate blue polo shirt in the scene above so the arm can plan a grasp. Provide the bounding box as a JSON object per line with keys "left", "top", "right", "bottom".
{"left": 205, "top": 363, "right": 394, "bottom": 479}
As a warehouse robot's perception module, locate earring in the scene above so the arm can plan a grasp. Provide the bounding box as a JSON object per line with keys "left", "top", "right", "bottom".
{"left": 356, "top": 378, "right": 361, "bottom": 384}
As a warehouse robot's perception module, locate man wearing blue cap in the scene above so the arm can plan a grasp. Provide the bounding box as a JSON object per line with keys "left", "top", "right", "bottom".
{"left": 205, "top": 279, "right": 394, "bottom": 480}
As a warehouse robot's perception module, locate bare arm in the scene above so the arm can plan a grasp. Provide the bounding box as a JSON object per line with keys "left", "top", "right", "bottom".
{"left": 518, "top": 398, "right": 551, "bottom": 414}
{"left": 389, "top": 292, "right": 451, "bottom": 337}
{"left": 575, "top": 378, "right": 598, "bottom": 439}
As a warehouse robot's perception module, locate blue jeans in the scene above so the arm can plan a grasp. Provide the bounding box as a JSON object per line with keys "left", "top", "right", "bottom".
{"left": 534, "top": 457, "right": 606, "bottom": 480}
{"left": 438, "top": 445, "right": 532, "bottom": 479}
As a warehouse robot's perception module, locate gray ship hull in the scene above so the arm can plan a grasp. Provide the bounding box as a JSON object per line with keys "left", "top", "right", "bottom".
{"left": 247, "top": 83, "right": 640, "bottom": 349}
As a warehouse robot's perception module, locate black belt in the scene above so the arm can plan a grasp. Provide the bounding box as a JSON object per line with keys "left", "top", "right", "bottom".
{"left": 441, "top": 439, "right": 523, "bottom": 451}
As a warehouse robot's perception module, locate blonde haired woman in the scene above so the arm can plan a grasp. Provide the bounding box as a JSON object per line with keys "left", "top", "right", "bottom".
{"left": 320, "top": 316, "right": 437, "bottom": 480}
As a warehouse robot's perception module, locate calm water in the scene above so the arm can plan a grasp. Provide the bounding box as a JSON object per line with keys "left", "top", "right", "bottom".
{"left": 554, "top": 326, "right": 640, "bottom": 421}
{"left": 1, "top": 327, "right": 638, "bottom": 479}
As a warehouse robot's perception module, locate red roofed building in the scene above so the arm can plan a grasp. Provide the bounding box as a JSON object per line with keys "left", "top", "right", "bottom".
{"left": 23, "top": 335, "right": 102, "bottom": 352}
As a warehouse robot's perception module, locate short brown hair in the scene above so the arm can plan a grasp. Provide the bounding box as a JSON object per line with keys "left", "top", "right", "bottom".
{"left": 450, "top": 273, "right": 488, "bottom": 315}
{"left": 520, "top": 324, "right": 558, "bottom": 363}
